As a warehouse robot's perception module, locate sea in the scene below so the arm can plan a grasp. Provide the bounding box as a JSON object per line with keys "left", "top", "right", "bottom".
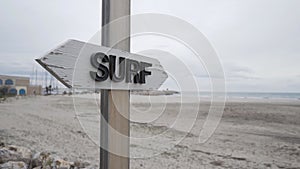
{"left": 180, "top": 92, "right": 300, "bottom": 100}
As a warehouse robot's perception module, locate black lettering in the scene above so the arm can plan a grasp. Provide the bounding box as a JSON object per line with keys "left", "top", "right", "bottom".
{"left": 90, "top": 52, "right": 109, "bottom": 82}
{"left": 139, "top": 62, "right": 152, "bottom": 84}
{"left": 126, "top": 59, "right": 140, "bottom": 83}
{"left": 109, "top": 55, "right": 125, "bottom": 82}
{"left": 90, "top": 52, "right": 153, "bottom": 84}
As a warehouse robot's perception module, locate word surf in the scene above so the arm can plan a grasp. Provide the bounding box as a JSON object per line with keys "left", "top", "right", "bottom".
{"left": 90, "top": 52, "right": 152, "bottom": 84}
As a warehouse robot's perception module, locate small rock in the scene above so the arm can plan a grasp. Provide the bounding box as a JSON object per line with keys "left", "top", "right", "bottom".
{"left": 74, "top": 160, "right": 90, "bottom": 168}
{"left": 7, "top": 145, "right": 32, "bottom": 159}
{"left": 28, "top": 153, "right": 43, "bottom": 168}
{"left": 264, "top": 163, "right": 272, "bottom": 168}
{"left": 54, "top": 159, "right": 74, "bottom": 169}
{"left": 0, "top": 148, "right": 21, "bottom": 164}
{"left": 0, "top": 145, "right": 32, "bottom": 165}
{"left": 0, "top": 161, "right": 27, "bottom": 169}
{"left": 32, "top": 167, "right": 42, "bottom": 169}
{"left": 31, "top": 152, "right": 77, "bottom": 169}
{"left": 210, "top": 160, "right": 224, "bottom": 166}
{"left": 8, "top": 147, "right": 17, "bottom": 152}
{"left": 30, "top": 151, "right": 54, "bottom": 169}
{"left": 0, "top": 145, "right": 91, "bottom": 169}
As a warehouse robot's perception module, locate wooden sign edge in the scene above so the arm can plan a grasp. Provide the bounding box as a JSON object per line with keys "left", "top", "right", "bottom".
{"left": 35, "top": 58, "right": 72, "bottom": 88}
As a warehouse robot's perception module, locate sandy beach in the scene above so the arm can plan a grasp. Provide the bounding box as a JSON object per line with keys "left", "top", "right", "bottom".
{"left": 0, "top": 95, "right": 299, "bottom": 169}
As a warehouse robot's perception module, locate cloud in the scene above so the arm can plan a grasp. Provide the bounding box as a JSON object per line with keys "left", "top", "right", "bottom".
{"left": 223, "top": 63, "right": 260, "bottom": 80}
{"left": 1, "top": 0, "right": 300, "bottom": 92}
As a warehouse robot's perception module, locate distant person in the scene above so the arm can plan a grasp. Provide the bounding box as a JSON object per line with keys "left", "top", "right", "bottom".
{"left": 49, "top": 85, "right": 52, "bottom": 94}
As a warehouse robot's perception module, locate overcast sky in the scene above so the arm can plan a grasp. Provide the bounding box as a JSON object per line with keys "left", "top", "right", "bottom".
{"left": 0, "top": 0, "right": 299, "bottom": 92}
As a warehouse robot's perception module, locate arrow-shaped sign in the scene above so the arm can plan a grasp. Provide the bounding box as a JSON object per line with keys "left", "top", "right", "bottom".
{"left": 36, "top": 39, "right": 167, "bottom": 90}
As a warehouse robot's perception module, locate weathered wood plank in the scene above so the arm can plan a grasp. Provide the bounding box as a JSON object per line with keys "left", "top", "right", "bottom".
{"left": 101, "top": 1, "right": 131, "bottom": 169}
{"left": 36, "top": 39, "right": 167, "bottom": 90}
{"left": 108, "top": 90, "right": 130, "bottom": 169}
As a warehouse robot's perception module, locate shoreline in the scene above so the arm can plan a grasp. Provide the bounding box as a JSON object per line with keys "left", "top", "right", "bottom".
{"left": 71, "top": 93, "right": 300, "bottom": 104}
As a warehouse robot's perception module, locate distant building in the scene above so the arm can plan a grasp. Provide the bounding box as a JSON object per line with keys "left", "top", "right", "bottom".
{"left": 0, "top": 75, "right": 42, "bottom": 95}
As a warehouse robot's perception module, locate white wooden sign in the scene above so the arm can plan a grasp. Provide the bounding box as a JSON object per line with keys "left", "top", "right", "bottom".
{"left": 36, "top": 40, "right": 167, "bottom": 90}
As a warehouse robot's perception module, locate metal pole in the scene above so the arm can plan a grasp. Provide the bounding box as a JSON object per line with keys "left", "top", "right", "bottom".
{"left": 100, "top": 0, "right": 130, "bottom": 169}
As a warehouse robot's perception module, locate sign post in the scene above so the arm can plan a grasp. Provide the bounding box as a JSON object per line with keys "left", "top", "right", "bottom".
{"left": 100, "top": 0, "right": 130, "bottom": 169}
{"left": 36, "top": 1, "right": 167, "bottom": 169}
